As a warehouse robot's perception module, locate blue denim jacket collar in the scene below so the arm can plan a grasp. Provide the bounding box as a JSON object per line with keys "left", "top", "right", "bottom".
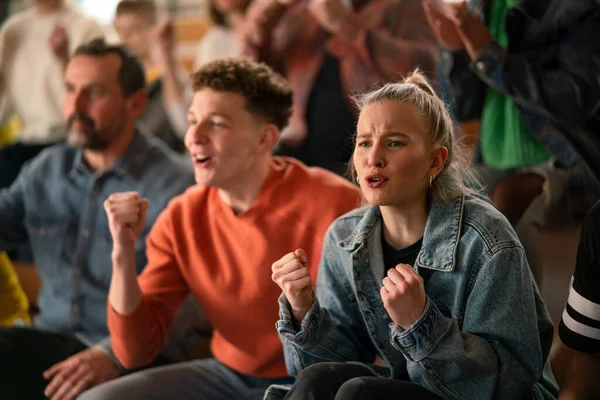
{"left": 337, "top": 196, "right": 465, "bottom": 273}
{"left": 68, "top": 129, "right": 151, "bottom": 182}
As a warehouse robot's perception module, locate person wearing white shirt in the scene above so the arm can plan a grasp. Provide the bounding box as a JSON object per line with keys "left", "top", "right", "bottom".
{"left": 193, "top": 0, "right": 249, "bottom": 69}
{"left": 0, "top": 0, "right": 105, "bottom": 188}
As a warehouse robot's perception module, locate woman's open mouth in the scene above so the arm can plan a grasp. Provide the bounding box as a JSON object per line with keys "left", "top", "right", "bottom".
{"left": 365, "top": 174, "right": 388, "bottom": 188}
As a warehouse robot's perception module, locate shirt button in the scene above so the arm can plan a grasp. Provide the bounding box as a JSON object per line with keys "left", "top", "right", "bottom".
{"left": 82, "top": 229, "right": 89, "bottom": 238}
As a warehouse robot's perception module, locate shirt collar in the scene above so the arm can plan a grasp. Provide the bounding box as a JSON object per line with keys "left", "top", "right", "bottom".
{"left": 68, "top": 129, "right": 150, "bottom": 182}
{"left": 338, "top": 195, "right": 466, "bottom": 273}
{"left": 416, "top": 196, "right": 465, "bottom": 272}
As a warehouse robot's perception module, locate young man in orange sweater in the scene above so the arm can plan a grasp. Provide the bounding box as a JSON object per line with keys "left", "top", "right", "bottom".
{"left": 80, "top": 58, "right": 362, "bottom": 400}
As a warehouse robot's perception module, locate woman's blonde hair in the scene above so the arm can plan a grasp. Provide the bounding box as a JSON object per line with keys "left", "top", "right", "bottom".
{"left": 349, "top": 70, "right": 479, "bottom": 203}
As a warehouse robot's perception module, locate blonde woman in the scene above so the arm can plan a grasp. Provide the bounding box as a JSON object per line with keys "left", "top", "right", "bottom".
{"left": 272, "top": 71, "right": 558, "bottom": 399}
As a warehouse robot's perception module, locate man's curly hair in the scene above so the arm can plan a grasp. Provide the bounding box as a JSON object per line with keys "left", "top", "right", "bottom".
{"left": 191, "top": 58, "right": 293, "bottom": 130}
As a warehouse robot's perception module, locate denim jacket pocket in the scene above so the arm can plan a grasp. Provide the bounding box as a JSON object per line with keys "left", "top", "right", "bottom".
{"left": 24, "top": 220, "right": 68, "bottom": 278}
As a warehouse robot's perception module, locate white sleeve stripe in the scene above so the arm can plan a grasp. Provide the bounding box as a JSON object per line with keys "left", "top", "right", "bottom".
{"left": 562, "top": 309, "right": 600, "bottom": 340}
{"left": 567, "top": 282, "right": 600, "bottom": 322}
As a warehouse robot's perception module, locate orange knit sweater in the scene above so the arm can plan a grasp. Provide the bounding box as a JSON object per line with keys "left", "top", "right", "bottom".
{"left": 108, "top": 157, "right": 362, "bottom": 377}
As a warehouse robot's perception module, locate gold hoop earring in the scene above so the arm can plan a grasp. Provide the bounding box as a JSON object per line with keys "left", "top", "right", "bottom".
{"left": 429, "top": 175, "right": 434, "bottom": 188}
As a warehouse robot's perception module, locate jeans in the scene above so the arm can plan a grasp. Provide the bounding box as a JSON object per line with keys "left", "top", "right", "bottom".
{"left": 79, "top": 358, "right": 294, "bottom": 400}
{"left": 284, "top": 362, "right": 442, "bottom": 400}
{"left": 0, "top": 327, "right": 87, "bottom": 400}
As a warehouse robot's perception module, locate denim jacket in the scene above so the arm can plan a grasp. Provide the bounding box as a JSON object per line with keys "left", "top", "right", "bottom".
{"left": 441, "top": 0, "right": 600, "bottom": 219}
{"left": 0, "top": 130, "right": 193, "bottom": 362}
{"left": 277, "top": 195, "right": 558, "bottom": 399}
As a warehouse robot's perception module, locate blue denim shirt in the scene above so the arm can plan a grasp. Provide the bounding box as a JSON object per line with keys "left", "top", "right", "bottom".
{"left": 0, "top": 131, "right": 192, "bottom": 347}
{"left": 277, "top": 196, "right": 559, "bottom": 399}
{"left": 440, "top": 0, "right": 600, "bottom": 219}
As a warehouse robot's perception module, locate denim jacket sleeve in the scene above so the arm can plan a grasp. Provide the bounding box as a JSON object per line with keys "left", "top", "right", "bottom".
{"left": 0, "top": 161, "right": 29, "bottom": 250}
{"left": 276, "top": 233, "right": 376, "bottom": 377}
{"left": 470, "top": 8, "right": 600, "bottom": 126}
{"left": 390, "top": 246, "right": 545, "bottom": 400}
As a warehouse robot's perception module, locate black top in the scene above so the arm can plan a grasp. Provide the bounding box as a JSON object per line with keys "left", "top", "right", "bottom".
{"left": 559, "top": 200, "right": 600, "bottom": 353}
{"left": 381, "top": 235, "right": 423, "bottom": 273}
{"left": 303, "top": 53, "right": 357, "bottom": 175}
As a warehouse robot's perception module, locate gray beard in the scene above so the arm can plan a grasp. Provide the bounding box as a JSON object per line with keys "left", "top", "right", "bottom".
{"left": 67, "top": 129, "right": 110, "bottom": 151}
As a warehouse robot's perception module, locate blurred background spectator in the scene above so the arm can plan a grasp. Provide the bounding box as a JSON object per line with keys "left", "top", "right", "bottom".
{"left": 425, "top": 0, "right": 600, "bottom": 288}
{"left": 243, "top": 0, "right": 438, "bottom": 175}
{"left": 193, "top": 0, "right": 246, "bottom": 67}
{"left": 114, "top": 0, "right": 191, "bottom": 152}
{"left": 0, "top": 0, "right": 105, "bottom": 189}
